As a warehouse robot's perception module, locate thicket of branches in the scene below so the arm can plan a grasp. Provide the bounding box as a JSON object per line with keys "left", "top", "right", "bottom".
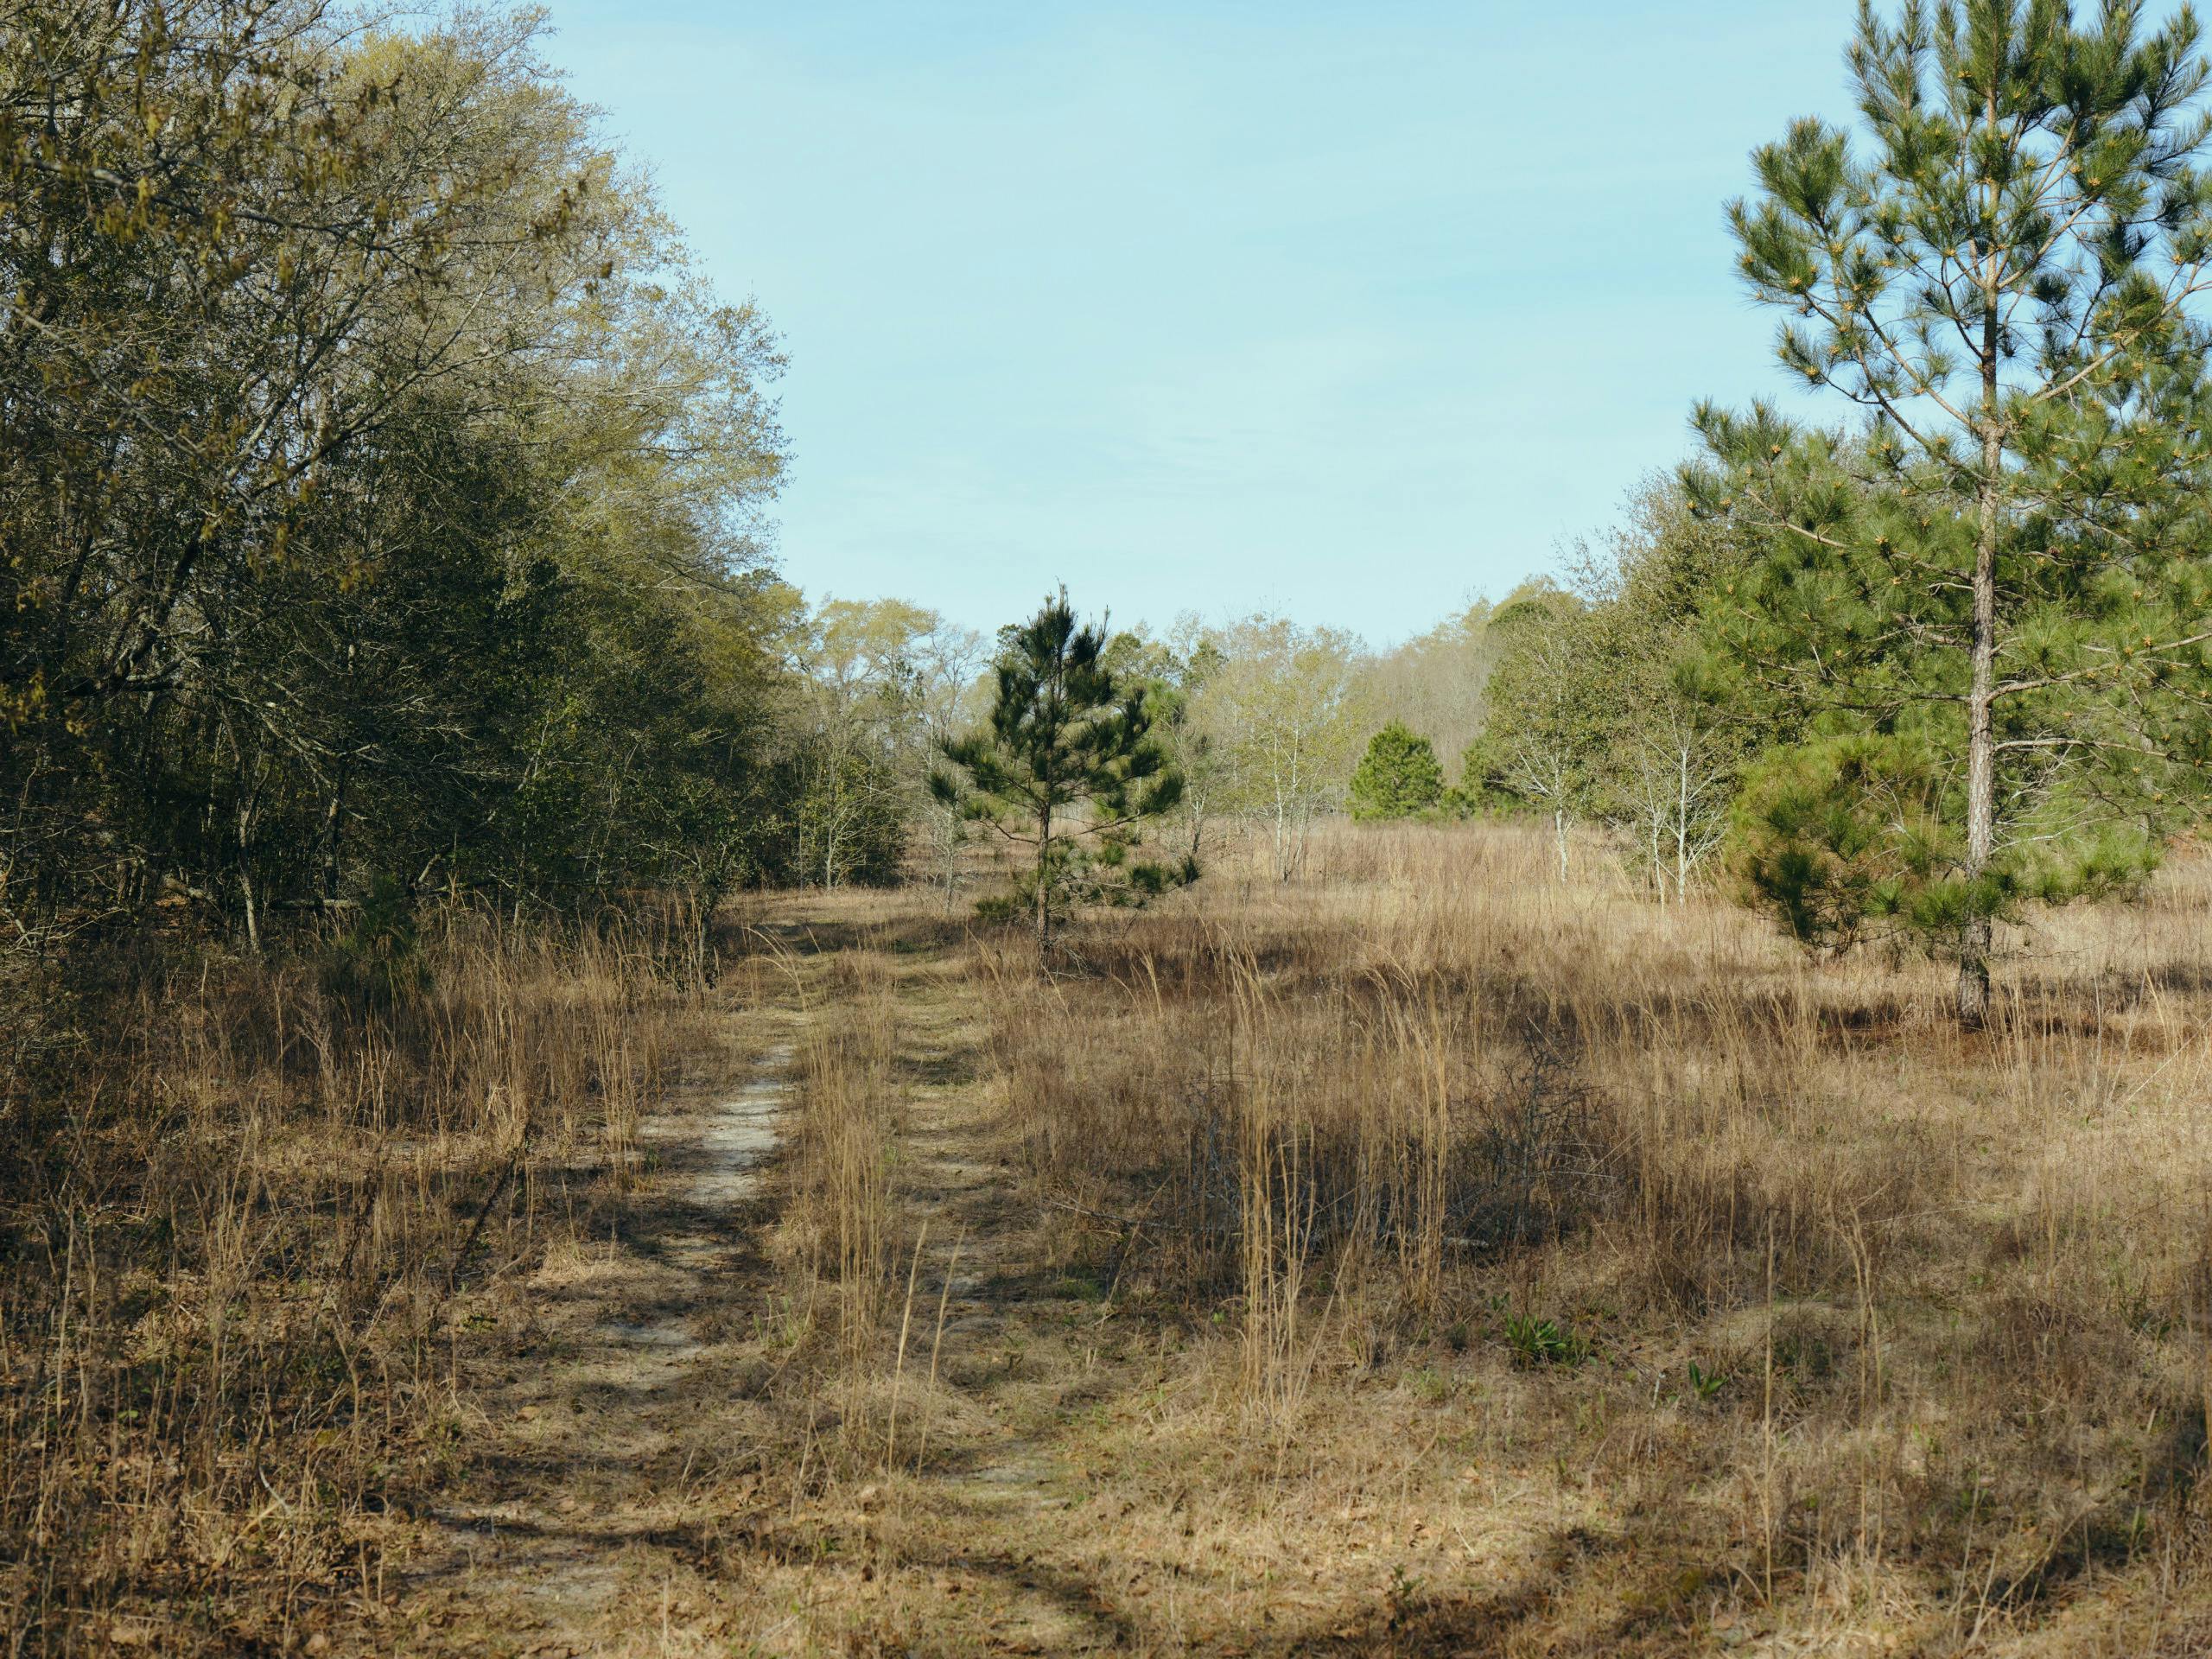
{"left": 0, "top": 1, "right": 809, "bottom": 986}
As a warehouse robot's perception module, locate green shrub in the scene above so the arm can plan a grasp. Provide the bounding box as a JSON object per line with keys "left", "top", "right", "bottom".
{"left": 1503, "top": 1312, "right": 1590, "bottom": 1368}
{"left": 1349, "top": 721, "right": 1446, "bottom": 821}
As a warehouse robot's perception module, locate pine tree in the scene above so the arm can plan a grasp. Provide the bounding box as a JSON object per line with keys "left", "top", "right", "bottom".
{"left": 1688, "top": 0, "right": 2212, "bottom": 1024}
{"left": 931, "top": 588, "right": 1185, "bottom": 958}
{"left": 1348, "top": 722, "right": 1446, "bottom": 821}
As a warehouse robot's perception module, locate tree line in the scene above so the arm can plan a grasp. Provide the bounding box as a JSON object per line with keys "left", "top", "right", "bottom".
{"left": 11, "top": 0, "right": 2212, "bottom": 1032}
{"left": 1302, "top": 2, "right": 2212, "bottom": 1027}
{"left": 3, "top": 2, "right": 791, "bottom": 952}
{"left": 0, "top": 0, "right": 1446, "bottom": 967}
{"left": 0, "top": 3, "right": 1001, "bottom": 983}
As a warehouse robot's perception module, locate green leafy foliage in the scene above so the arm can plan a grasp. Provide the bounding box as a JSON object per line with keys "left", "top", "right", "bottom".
{"left": 1463, "top": 585, "right": 1610, "bottom": 876}
{"left": 0, "top": 4, "right": 798, "bottom": 954}
{"left": 1503, "top": 1313, "right": 1590, "bottom": 1369}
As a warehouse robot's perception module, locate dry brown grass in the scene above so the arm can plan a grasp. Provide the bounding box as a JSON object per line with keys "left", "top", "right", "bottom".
{"left": 784, "top": 947, "right": 904, "bottom": 1387}
{"left": 962, "top": 820, "right": 2212, "bottom": 1651}
{"left": 0, "top": 906, "right": 700, "bottom": 1653}
{"left": 16, "top": 830, "right": 2212, "bottom": 1654}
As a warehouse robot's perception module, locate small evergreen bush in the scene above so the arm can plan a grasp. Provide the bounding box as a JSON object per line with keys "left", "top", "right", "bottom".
{"left": 1349, "top": 721, "right": 1445, "bottom": 821}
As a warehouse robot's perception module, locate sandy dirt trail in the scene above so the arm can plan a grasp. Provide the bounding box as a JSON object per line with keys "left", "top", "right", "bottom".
{"left": 389, "top": 941, "right": 1179, "bottom": 1656}
{"left": 397, "top": 1006, "right": 807, "bottom": 1655}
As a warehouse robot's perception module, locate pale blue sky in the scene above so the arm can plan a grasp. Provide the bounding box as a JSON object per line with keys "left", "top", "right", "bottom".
{"left": 538, "top": 2, "right": 1857, "bottom": 644}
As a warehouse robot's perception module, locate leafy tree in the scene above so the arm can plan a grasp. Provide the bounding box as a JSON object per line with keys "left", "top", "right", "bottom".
{"left": 1465, "top": 586, "right": 1608, "bottom": 880}
{"left": 0, "top": 5, "right": 795, "bottom": 952}
{"left": 792, "top": 600, "right": 932, "bottom": 888}
{"left": 1192, "top": 614, "right": 1365, "bottom": 880}
{"left": 1121, "top": 620, "right": 1230, "bottom": 866}
{"left": 1572, "top": 486, "right": 1751, "bottom": 901}
{"left": 931, "top": 589, "right": 1185, "bottom": 958}
{"left": 1349, "top": 723, "right": 1446, "bottom": 820}
{"left": 1689, "top": 0, "right": 2212, "bottom": 1023}
{"left": 909, "top": 617, "right": 991, "bottom": 906}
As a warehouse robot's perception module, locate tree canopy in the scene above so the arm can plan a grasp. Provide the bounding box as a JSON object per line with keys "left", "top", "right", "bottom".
{"left": 0, "top": 3, "right": 806, "bottom": 956}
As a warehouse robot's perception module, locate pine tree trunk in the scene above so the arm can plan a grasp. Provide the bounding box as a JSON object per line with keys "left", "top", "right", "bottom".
{"left": 1960, "top": 450, "right": 1998, "bottom": 1027}
{"left": 1035, "top": 801, "right": 1052, "bottom": 963}
{"left": 1959, "top": 228, "right": 2002, "bottom": 1029}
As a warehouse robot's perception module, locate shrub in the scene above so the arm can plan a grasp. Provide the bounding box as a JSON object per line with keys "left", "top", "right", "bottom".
{"left": 1350, "top": 721, "right": 1446, "bottom": 821}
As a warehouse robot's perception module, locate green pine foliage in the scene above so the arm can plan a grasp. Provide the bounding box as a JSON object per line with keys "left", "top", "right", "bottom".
{"left": 1682, "top": 0, "right": 2212, "bottom": 1021}
{"left": 931, "top": 589, "right": 1188, "bottom": 956}
{"left": 1349, "top": 722, "right": 1446, "bottom": 820}
{"left": 1731, "top": 732, "right": 2152, "bottom": 957}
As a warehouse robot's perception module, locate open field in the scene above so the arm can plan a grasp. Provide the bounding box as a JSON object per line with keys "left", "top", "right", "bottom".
{"left": 23, "top": 5, "right": 2212, "bottom": 1653}
{"left": 10, "top": 821, "right": 2212, "bottom": 1654}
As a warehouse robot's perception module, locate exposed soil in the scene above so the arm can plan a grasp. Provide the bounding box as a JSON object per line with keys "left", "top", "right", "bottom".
{"left": 391, "top": 1001, "right": 812, "bottom": 1654}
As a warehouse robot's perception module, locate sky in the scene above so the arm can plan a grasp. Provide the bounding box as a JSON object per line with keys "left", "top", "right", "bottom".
{"left": 535, "top": 2, "right": 1864, "bottom": 645}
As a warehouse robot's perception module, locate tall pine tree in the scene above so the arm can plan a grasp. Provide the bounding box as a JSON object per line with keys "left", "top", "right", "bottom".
{"left": 1688, "top": 0, "right": 2212, "bottom": 1024}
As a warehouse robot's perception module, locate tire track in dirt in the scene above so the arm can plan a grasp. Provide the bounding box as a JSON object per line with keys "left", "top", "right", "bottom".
{"left": 397, "top": 1017, "right": 804, "bottom": 1655}
{"left": 831, "top": 958, "right": 1141, "bottom": 1654}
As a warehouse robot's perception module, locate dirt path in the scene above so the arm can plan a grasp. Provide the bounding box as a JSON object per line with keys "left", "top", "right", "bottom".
{"left": 397, "top": 1007, "right": 809, "bottom": 1656}
{"left": 395, "top": 939, "right": 1175, "bottom": 1655}
{"left": 783, "top": 946, "right": 1603, "bottom": 1657}
{"left": 823, "top": 961, "right": 1139, "bottom": 1654}
{"left": 389, "top": 923, "right": 1587, "bottom": 1656}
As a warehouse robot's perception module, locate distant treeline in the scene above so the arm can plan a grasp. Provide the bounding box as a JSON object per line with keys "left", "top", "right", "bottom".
{"left": 1325, "top": 3, "right": 2212, "bottom": 1025}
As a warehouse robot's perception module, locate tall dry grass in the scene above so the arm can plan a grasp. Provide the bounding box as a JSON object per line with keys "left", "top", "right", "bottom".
{"left": 0, "top": 905, "right": 697, "bottom": 1653}
{"left": 977, "top": 819, "right": 2212, "bottom": 1637}
{"left": 782, "top": 948, "right": 904, "bottom": 1412}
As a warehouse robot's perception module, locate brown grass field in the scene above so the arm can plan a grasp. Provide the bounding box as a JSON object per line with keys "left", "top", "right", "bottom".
{"left": 9, "top": 821, "right": 2212, "bottom": 1655}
